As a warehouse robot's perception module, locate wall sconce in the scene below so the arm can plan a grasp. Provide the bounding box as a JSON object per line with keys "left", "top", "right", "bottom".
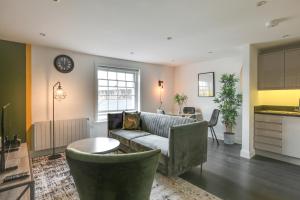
{"left": 158, "top": 80, "right": 164, "bottom": 88}
{"left": 158, "top": 80, "right": 164, "bottom": 111}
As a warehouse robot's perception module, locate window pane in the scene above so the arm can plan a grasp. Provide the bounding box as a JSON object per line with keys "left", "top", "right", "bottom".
{"left": 98, "top": 70, "right": 107, "bottom": 79}
{"left": 126, "top": 82, "right": 135, "bottom": 87}
{"left": 98, "top": 87, "right": 108, "bottom": 95}
{"left": 97, "top": 68, "right": 138, "bottom": 121}
{"left": 117, "top": 72, "right": 125, "bottom": 80}
{"left": 108, "top": 87, "right": 118, "bottom": 95}
{"left": 118, "top": 95, "right": 127, "bottom": 110}
{"left": 98, "top": 96, "right": 108, "bottom": 111}
{"left": 127, "top": 96, "right": 135, "bottom": 110}
{"left": 99, "top": 80, "right": 108, "bottom": 86}
{"left": 118, "top": 81, "right": 126, "bottom": 87}
{"left": 109, "top": 96, "right": 118, "bottom": 110}
{"left": 118, "top": 87, "right": 127, "bottom": 96}
{"left": 126, "top": 88, "right": 135, "bottom": 95}
{"left": 109, "top": 80, "right": 117, "bottom": 86}
{"left": 108, "top": 71, "right": 116, "bottom": 80}
{"left": 126, "top": 73, "right": 134, "bottom": 81}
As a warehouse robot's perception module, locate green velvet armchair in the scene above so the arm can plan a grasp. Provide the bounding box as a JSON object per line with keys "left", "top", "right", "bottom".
{"left": 66, "top": 148, "right": 160, "bottom": 200}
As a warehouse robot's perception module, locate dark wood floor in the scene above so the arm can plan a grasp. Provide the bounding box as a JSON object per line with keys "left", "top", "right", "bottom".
{"left": 180, "top": 139, "right": 300, "bottom": 200}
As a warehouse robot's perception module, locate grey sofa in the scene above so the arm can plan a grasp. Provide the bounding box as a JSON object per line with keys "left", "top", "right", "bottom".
{"left": 107, "top": 112, "right": 208, "bottom": 176}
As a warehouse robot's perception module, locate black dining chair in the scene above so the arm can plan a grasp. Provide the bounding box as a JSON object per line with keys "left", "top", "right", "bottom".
{"left": 208, "top": 109, "right": 220, "bottom": 145}
{"left": 183, "top": 107, "right": 196, "bottom": 114}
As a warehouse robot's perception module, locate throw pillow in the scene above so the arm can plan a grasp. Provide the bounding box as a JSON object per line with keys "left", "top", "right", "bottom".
{"left": 122, "top": 111, "right": 141, "bottom": 130}
{"left": 108, "top": 113, "right": 123, "bottom": 129}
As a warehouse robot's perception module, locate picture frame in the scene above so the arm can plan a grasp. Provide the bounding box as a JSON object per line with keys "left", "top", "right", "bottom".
{"left": 198, "top": 72, "right": 215, "bottom": 97}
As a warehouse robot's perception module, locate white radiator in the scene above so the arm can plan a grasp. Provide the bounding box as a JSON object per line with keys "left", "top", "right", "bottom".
{"left": 32, "top": 118, "right": 89, "bottom": 151}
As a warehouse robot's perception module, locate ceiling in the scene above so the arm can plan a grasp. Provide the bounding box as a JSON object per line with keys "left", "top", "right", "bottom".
{"left": 0, "top": 0, "right": 300, "bottom": 66}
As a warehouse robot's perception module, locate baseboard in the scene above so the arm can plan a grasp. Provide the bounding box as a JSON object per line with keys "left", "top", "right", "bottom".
{"left": 208, "top": 134, "right": 242, "bottom": 144}
{"left": 31, "top": 146, "right": 67, "bottom": 158}
{"left": 256, "top": 150, "right": 300, "bottom": 166}
{"left": 240, "top": 149, "right": 255, "bottom": 159}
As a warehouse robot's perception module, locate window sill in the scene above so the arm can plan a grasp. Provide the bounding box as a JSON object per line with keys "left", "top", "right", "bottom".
{"left": 94, "top": 120, "right": 108, "bottom": 124}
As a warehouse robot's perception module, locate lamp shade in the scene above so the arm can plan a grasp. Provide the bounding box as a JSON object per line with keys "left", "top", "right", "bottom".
{"left": 54, "top": 85, "right": 66, "bottom": 100}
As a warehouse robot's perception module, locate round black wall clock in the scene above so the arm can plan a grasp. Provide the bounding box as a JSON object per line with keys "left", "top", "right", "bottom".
{"left": 54, "top": 55, "right": 74, "bottom": 73}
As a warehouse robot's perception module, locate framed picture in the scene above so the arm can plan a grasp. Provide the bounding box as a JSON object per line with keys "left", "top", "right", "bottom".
{"left": 198, "top": 72, "right": 215, "bottom": 97}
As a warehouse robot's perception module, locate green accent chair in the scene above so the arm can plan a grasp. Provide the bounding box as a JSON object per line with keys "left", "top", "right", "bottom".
{"left": 66, "top": 148, "right": 160, "bottom": 200}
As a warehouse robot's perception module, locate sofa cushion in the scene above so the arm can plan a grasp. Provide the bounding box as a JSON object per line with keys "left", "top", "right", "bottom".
{"left": 110, "top": 129, "right": 150, "bottom": 147}
{"left": 111, "top": 129, "right": 150, "bottom": 140}
{"left": 131, "top": 134, "right": 169, "bottom": 156}
{"left": 140, "top": 112, "right": 195, "bottom": 138}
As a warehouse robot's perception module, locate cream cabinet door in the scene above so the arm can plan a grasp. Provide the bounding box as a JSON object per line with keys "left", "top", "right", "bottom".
{"left": 282, "top": 116, "right": 300, "bottom": 158}
{"left": 285, "top": 48, "right": 300, "bottom": 89}
{"left": 258, "top": 50, "right": 285, "bottom": 90}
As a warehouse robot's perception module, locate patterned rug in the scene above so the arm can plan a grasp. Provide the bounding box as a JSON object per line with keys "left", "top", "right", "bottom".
{"left": 32, "top": 154, "right": 221, "bottom": 200}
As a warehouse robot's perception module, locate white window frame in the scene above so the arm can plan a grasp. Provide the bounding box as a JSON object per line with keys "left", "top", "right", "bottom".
{"left": 95, "top": 66, "right": 140, "bottom": 122}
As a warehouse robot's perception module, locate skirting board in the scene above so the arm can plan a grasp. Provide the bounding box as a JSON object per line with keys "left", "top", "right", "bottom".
{"left": 256, "top": 149, "right": 300, "bottom": 166}
{"left": 30, "top": 146, "right": 67, "bottom": 158}
{"left": 208, "top": 134, "right": 242, "bottom": 144}
{"left": 240, "top": 149, "right": 255, "bottom": 159}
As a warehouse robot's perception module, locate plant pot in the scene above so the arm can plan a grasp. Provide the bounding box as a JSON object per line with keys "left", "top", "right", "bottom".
{"left": 156, "top": 109, "right": 165, "bottom": 114}
{"left": 224, "top": 132, "right": 235, "bottom": 145}
{"left": 178, "top": 105, "right": 183, "bottom": 115}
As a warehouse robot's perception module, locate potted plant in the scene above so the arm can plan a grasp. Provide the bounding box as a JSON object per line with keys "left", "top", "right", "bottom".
{"left": 174, "top": 93, "right": 188, "bottom": 114}
{"left": 214, "top": 74, "right": 242, "bottom": 144}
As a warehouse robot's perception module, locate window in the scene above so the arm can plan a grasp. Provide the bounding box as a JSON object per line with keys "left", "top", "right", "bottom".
{"left": 198, "top": 81, "right": 210, "bottom": 96}
{"left": 96, "top": 66, "right": 139, "bottom": 121}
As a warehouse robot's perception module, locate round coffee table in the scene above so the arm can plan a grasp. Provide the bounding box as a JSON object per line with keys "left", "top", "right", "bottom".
{"left": 67, "top": 137, "right": 120, "bottom": 154}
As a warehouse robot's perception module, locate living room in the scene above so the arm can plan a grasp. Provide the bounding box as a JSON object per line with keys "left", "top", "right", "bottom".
{"left": 1, "top": 0, "right": 300, "bottom": 200}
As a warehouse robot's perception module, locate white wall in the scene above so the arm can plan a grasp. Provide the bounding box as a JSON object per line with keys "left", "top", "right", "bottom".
{"left": 174, "top": 57, "right": 243, "bottom": 142}
{"left": 31, "top": 45, "right": 174, "bottom": 137}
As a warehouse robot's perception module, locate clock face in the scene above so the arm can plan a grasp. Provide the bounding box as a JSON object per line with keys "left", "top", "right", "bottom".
{"left": 54, "top": 55, "right": 74, "bottom": 73}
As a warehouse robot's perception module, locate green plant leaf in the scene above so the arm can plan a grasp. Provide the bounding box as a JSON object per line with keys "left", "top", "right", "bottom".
{"left": 214, "top": 73, "right": 242, "bottom": 130}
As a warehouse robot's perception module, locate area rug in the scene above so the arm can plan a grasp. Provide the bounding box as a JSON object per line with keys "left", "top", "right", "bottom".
{"left": 32, "top": 154, "right": 221, "bottom": 200}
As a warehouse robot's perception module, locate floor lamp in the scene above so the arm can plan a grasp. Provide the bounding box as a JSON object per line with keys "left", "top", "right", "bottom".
{"left": 48, "top": 81, "right": 66, "bottom": 160}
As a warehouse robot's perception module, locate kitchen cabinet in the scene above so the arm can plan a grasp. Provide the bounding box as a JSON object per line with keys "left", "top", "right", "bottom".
{"left": 258, "top": 50, "right": 285, "bottom": 90}
{"left": 284, "top": 48, "right": 300, "bottom": 88}
{"left": 254, "top": 114, "right": 283, "bottom": 154}
{"left": 255, "top": 114, "right": 300, "bottom": 159}
{"left": 282, "top": 116, "right": 300, "bottom": 158}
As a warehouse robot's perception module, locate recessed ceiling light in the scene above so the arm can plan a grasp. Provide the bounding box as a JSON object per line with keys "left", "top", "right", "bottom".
{"left": 282, "top": 34, "right": 290, "bottom": 38}
{"left": 257, "top": 1, "right": 267, "bottom": 7}
{"left": 39, "top": 33, "right": 46, "bottom": 37}
{"left": 166, "top": 36, "right": 173, "bottom": 40}
{"left": 265, "top": 19, "right": 280, "bottom": 28}
{"left": 130, "top": 52, "right": 134, "bottom": 55}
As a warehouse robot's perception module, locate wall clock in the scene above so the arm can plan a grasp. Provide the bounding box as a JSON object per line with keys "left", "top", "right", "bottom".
{"left": 54, "top": 55, "right": 74, "bottom": 73}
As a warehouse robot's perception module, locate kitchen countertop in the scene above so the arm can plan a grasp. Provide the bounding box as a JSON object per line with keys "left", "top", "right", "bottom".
{"left": 254, "top": 105, "right": 300, "bottom": 117}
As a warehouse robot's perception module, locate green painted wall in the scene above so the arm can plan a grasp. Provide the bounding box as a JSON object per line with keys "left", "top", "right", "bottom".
{"left": 0, "top": 40, "right": 26, "bottom": 141}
